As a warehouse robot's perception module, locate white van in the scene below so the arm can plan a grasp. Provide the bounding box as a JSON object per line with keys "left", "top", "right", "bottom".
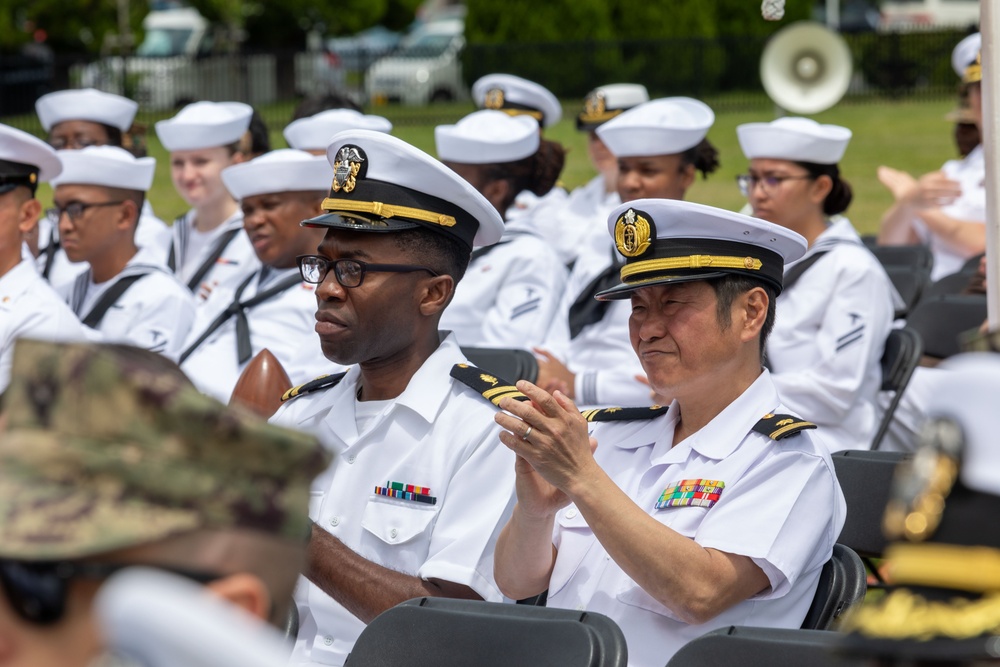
{"left": 878, "top": 0, "right": 979, "bottom": 31}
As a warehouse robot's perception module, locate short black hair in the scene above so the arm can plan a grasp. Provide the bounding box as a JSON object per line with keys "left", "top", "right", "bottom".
{"left": 710, "top": 275, "right": 776, "bottom": 361}
{"left": 392, "top": 228, "right": 471, "bottom": 285}
{"left": 291, "top": 92, "right": 362, "bottom": 121}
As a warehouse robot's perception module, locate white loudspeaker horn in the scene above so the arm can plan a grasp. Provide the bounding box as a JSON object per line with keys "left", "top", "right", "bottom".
{"left": 760, "top": 21, "right": 852, "bottom": 115}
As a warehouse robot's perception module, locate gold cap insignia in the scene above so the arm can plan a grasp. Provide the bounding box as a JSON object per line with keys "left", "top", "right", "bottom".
{"left": 480, "top": 373, "right": 499, "bottom": 386}
{"left": 331, "top": 145, "right": 365, "bottom": 194}
{"left": 614, "top": 208, "right": 653, "bottom": 258}
{"left": 29, "top": 173, "right": 37, "bottom": 184}
{"left": 484, "top": 88, "right": 505, "bottom": 110}
{"left": 584, "top": 91, "right": 606, "bottom": 118}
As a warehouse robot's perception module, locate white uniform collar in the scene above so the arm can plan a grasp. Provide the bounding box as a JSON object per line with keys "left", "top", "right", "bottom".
{"left": 0, "top": 259, "right": 40, "bottom": 307}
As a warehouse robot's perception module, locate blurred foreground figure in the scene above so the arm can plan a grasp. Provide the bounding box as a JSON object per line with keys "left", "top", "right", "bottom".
{"left": 0, "top": 338, "right": 327, "bottom": 667}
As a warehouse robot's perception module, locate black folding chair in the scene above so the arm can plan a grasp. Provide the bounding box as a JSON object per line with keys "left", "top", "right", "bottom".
{"left": 461, "top": 347, "right": 539, "bottom": 384}
{"left": 668, "top": 625, "right": 862, "bottom": 667}
{"left": 871, "top": 327, "right": 922, "bottom": 451}
{"left": 919, "top": 270, "right": 976, "bottom": 301}
{"left": 882, "top": 265, "right": 932, "bottom": 318}
{"left": 905, "top": 294, "right": 987, "bottom": 360}
{"left": 344, "top": 597, "right": 628, "bottom": 667}
{"left": 868, "top": 244, "right": 934, "bottom": 272}
{"left": 832, "top": 451, "right": 909, "bottom": 561}
{"left": 800, "top": 544, "right": 867, "bottom": 631}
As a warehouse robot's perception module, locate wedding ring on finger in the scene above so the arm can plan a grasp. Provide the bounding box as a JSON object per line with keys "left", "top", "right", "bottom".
{"left": 522, "top": 426, "right": 533, "bottom": 441}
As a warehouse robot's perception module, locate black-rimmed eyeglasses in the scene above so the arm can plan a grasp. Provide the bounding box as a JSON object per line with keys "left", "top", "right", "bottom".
{"left": 736, "top": 173, "right": 814, "bottom": 198}
{"left": 297, "top": 255, "right": 439, "bottom": 288}
{"left": 46, "top": 200, "right": 125, "bottom": 223}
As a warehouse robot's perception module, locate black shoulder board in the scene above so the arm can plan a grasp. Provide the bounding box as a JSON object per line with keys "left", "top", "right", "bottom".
{"left": 581, "top": 405, "right": 669, "bottom": 422}
{"left": 450, "top": 363, "right": 529, "bottom": 408}
{"left": 281, "top": 372, "right": 347, "bottom": 403}
{"left": 752, "top": 413, "right": 817, "bottom": 441}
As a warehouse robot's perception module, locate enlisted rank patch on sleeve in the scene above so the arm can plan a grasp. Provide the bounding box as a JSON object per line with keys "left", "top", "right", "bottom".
{"left": 450, "top": 363, "right": 528, "bottom": 407}
{"left": 581, "top": 405, "right": 669, "bottom": 422}
{"left": 656, "top": 479, "right": 725, "bottom": 509}
{"left": 752, "top": 413, "right": 817, "bottom": 440}
{"left": 280, "top": 372, "right": 348, "bottom": 403}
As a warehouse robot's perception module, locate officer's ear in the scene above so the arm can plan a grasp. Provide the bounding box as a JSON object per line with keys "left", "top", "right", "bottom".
{"left": 14, "top": 189, "right": 40, "bottom": 236}
{"left": 481, "top": 178, "right": 512, "bottom": 215}
{"left": 418, "top": 273, "right": 456, "bottom": 318}
{"left": 205, "top": 573, "right": 271, "bottom": 622}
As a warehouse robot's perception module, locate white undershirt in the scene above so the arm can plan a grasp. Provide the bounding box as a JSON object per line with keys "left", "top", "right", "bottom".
{"left": 78, "top": 277, "right": 108, "bottom": 316}
{"left": 354, "top": 396, "right": 394, "bottom": 434}
{"left": 180, "top": 225, "right": 220, "bottom": 283}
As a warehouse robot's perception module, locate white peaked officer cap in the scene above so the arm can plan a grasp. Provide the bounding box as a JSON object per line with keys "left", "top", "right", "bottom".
{"left": 472, "top": 73, "right": 562, "bottom": 128}
{"left": 596, "top": 97, "right": 715, "bottom": 158}
{"left": 51, "top": 146, "right": 155, "bottom": 192}
{"left": 221, "top": 149, "right": 332, "bottom": 200}
{"left": 952, "top": 32, "right": 981, "bottom": 78}
{"left": 283, "top": 110, "right": 393, "bottom": 152}
{"left": 924, "top": 353, "right": 1000, "bottom": 496}
{"left": 577, "top": 83, "right": 650, "bottom": 131}
{"left": 435, "top": 110, "right": 540, "bottom": 164}
{"left": 155, "top": 101, "right": 253, "bottom": 152}
{"left": 35, "top": 88, "right": 139, "bottom": 132}
{"left": 595, "top": 198, "right": 806, "bottom": 301}
{"left": 0, "top": 123, "right": 62, "bottom": 192}
{"left": 737, "top": 117, "right": 852, "bottom": 165}
{"left": 302, "top": 129, "right": 504, "bottom": 249}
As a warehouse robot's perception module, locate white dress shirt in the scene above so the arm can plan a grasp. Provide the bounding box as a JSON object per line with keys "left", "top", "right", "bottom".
{"left": 546, "top": 370, "right": 845, "bottom": 666}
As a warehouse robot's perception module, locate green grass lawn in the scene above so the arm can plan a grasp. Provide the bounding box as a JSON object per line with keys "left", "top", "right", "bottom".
{"left": 18, "top": 96, "right": 959, "bottom": 236}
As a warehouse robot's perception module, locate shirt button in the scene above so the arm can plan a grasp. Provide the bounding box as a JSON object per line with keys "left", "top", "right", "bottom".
{"left": 329, "top": 517, "right": 340, "bottom": 527}
{"left": 389, "top": 528, "right": 398, "bottom": 539}
{"left": 347, "top": 455, "right": 356, "bottom": 464}
{"left": 566, "top": 509, "right": 578, "bottom": 519}
{"left": 323, "top": 636, "right": 333, "bottom": 646}
{"left": 576, "top": 604, "right": 585, "bottom": 611}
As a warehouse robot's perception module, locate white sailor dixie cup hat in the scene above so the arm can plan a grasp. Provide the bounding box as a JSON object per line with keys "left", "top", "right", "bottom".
{"left": 302, "top": 130, "right": 504, "bottom": 250}
{"left": 435, "top": 110, "right": 540, "bottom": 165}
{"left": 577, "top": 83, "right": 650, "bottom": 131}
{"left": 35, "top": 88, "right": 139, "bottom": 132}
{"left": 472, "top": 74, "right": 562, "bottom": 128}
{"left": 51, "top": 146, "right": 156, "bottom": 192}
{"left": 595, "top": 199, "right": 807, "bottom": 301}
{"left": 0, "top": 123, "right": 62, "bottom": 194}
{"left": 283, "top": 110, "right": 393, "bottom": 152}
{"left": 737, "top": 117, "right": 852, "bottom": 165}
{"left": 222, "top": 149, "right": 332, "bottom": 200}
{"left": 596, "top": 97, "right": 715, "bottom": 158}
{"left": 155, "top": 101, "right": 253, "bottom": 152}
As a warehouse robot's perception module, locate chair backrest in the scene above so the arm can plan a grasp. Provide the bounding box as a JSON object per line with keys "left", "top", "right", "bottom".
{"left": 869, "top": 244, "right": 934, "bottom": 272}
{"left": 800, "top": 544, "right": 867, "bottom": 631}
{"left": 461, "top": 347, "right": 539, "bottom": 384}
{"left": 344, "top": 597, "right": 628, "bottom": 667}
{"left": 882, "top": 265, "right": 931, "bottom": 318}
{"left": 668, "top": 626, "right": 860, "bottom": 667}
{"left": 905, "top": 294, "right": 987, "bottom": 360}
{"left": 919, "top": 270, "right": 976, "bottom": 302}
{"left": 871, "top": 326, "right": 922, "bottom": 451}
{"left": 831, "top": 451, "right": 909, "bottom": 558}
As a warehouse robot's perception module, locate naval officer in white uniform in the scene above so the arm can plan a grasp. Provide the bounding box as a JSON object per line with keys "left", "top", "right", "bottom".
{"left": 737, "top": 117, "right": 896, "bottom": 451}
{"left": 270, "top": 130, "right": 516, "bottom": 666}
{"left": 179, "top": 149, "right": 333, "bottom": 402}
{"left": 156, "top": 101, "right": 260, "bottom": 301}
{"left": 0, "top": 123, "right": 87, "bottom": 392}
{"left": 436, "top": 110, "right": 567, "bottom": 349}
{"left": 52, "top": 146, "right": 195, "bottom": 359}
{"left": 493, "top": 199, "right": 845, "bottom": 667}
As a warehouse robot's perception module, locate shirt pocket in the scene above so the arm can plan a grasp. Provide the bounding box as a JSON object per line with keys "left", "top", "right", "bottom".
{"left": 361, "top": 495, "right": 438, "bottom": 547}
{"left": 548, "top": 506, "right": 596, "bottom": 598}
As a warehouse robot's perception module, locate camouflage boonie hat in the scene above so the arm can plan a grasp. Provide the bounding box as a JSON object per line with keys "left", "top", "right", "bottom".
{"left": 0, "top": 339, "right": 330, "bottom": 561}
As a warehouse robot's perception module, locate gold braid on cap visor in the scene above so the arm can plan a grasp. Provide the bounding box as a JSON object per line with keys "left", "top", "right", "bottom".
{"left": 620, "top": 254, "right": 764, "bottom": 282}
{"left": 322, "top": 198, "right": 457, "bottom": 228}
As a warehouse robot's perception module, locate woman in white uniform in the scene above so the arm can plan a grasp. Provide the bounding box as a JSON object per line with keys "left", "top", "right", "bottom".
{"left": 737, "top": 117, "right": 896, "bottom": 451}
{"left": 436, "top": 110, "right": 567, "bottom": 349}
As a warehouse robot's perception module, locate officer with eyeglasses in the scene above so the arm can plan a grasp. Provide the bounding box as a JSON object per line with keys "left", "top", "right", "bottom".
{"left": 0, "top": 337, "right": 329, "bottom": 667}
{"left": 270, "top": 129, "right": 518, "bottom": 667}
{"left": 50, "top": 146, "right": 195, "bottom": 361}
{"left": 178, "top": 149, "right": 334, "bottom": 403}
{"left": 737, "top": 117, "right": 896, "bottom": 451}
{"left": 0, "top": 123, "right": 88, "bottom": 394}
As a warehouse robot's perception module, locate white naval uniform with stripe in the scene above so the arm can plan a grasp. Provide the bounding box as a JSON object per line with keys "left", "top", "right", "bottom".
{"left": 271, "top": 333, "right": 516, "bottom": 667}
{"left": 440, "top": 222, "right": 567, "bottom": 350}
{"left": 169, "top": 209, "right": 260, "bottom": 303}
{"left": 549, "top": 174, "right": 621, "bottom": 267}
{"left": 61, "top": 246, "right": 196, "bottom": 361}
{"left": 179, "top": 267, "right": 326, "bottom": 402}
{"left": 546, "top": 370, "right": 845, "bottom": 667}
{"left": 766, "top": 217, "right": 896, "bottom": 451}
{"left": 0, "top": 259, "right": 89, "bottom": 393}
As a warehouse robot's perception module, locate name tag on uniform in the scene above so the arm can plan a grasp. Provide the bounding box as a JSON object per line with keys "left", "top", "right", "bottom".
{"left": 374, "top": 481, "right": 437, "bottom": 506}
{"left": 655, "top": 479, "right": 724, "bottom": 510}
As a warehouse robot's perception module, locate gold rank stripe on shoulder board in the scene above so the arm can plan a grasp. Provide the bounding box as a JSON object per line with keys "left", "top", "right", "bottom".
{"left": 450, "top": 364, "right": 528, "bottom": 407}
{"left": 281, "top": 372, "right": 348, "bottom": 403}
{"left": 752, "top": 413, "right": 817, "bottom": 440}
{"left": 582, "top": 405, "right": 669, "bottom": 422}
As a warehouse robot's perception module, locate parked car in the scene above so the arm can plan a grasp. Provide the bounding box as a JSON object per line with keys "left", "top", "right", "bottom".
{"left": 365, "top": 19, "right": 466, "bottom": 106}
{"left": 327, "top": 26, "right": 401, "bottom": 73}
{"left": 878, "top": 0, "right": 980, "bottom": 32}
